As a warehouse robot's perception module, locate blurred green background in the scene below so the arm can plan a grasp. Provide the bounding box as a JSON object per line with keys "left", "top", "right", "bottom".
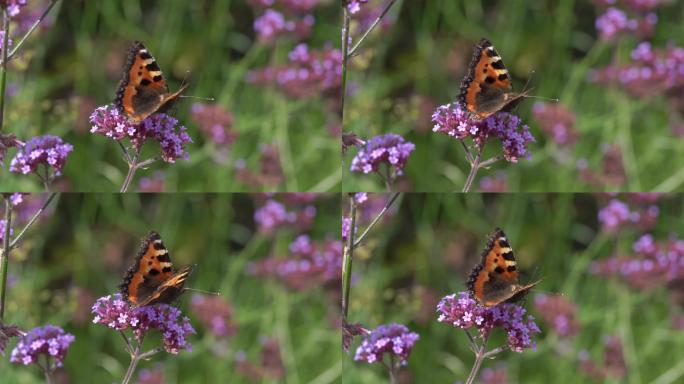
{"left": 343, "top": 193, "right": 684, "bottom": 383}
{"left": 0, "top": 193, "right": 341, "bottom": 383}
{"left": 342, "top": 0, "right": 684, "bottom": 192}
{"left": 0, "top": 0, "right": 341, "bottom": 192}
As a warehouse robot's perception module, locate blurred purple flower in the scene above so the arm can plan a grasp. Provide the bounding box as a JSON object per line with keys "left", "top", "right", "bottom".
{"left": 533, "top": 294, "right": 580, "bottom": 338}
{"left": 91, "top": 294, "right": 195, "bottom": 354}
{"left": 350, "top": 133, "right": 415, "bottom": 175}
{"left": 0, "top": 30, "right": 12, "bottom": 51}
{"left": 190, "top": 103, "right": 236, "bottom": 147}
{"left": 432, "top": 103, "right": 535, "bottom": 162}
{"left": 9, "top": 135, "right": 73, "bottom": 176}
{"left": 345, "top": 0, "right": 368, "bottom": 14}
{"left": 595, "top": 6, "right": 656, "bottom": 41}
{"left": 190, "top": 294, "right": 237, "bottom": 338}
{"left": 253, "top": 9, "right": 313, "bottom": 43}
{"left": 235, "top": 337, "right": 285, "bottom": 380}
{"left": 341, "top": 216, "right": 354, "bottom": 242}
{"left": 354, "top": 323, "right": 419, "bottom": 366}
{"left": 137, "top": 364, "right": 165, "bottom": 384}
{"left": 436, "top": 292, "right": 541, "bottom": 352}
{"left": 90, "top": 104, "right": 192, "bottom": 163}
{"left": 479, "top": 364, "right": 510, "bottom": 384}
{"left": 0, "top": 219, "right": 13, "bottom": 242}
{"left": 597, "top": 198, "right": 658, "bottom": 234}
{"left": 254, "top": 199, "right": 297, "bottom": 233}
{"left": 532, "top": 102, "right": 578, "bottom": 147}
{"left": 138, "top": 171, "right": 166, "bottom": 192}
{"left": 10, "top": 325, "right": 74, "bottom": 367}
{"left": 578, "top": 335, "right": 627, "bottom": 380}
{"left": 1, "top": 0, "right": 27, "bottom": 17}
{"left": 479, "top": 171, "right": 508, "bottom": 192}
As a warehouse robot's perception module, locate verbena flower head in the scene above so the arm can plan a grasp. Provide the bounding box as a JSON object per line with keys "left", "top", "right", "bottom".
{"left": 531, "top": 102, "right": 579, "bottom": 147}
{"left": 345, "top": 0, "right": 369, "bottom": 14}
{"left": 533, "top": 294, "right": 580, "bottom": 338}
{"left": 595, "top": 6, "right": 656, "bottom": 41}
{"left": 597, "top": 198, "right": 658, "bottom": 234}
{"left": 350, "top": 133, "right": 415, "bottom": 175}
{"left": 190, "top": 294, "right": 237, "bottom": 338}
{"left": 253, "top": 9, "right": 313, "bottom": 43}
{"left": 89, "top": 104, "right": 192, "bottom": 163}
{"left": 9, "top": 325, "right": 74, "bottom": 367}
{"left": 91, "top": 293, "right": 195, "bottom": 354}
{"left": 432, "top": 103, "right": 535, "bottom": 162}
{"left": 9, "top": 135, "right": 73, "bottom": 176}
{"left": 0, "top": 0, "right": 27, "bottom": 17}
{"left": 354, "top": 323, "right": 419, "bottom": 366}
{"left": 436, "top": 292, "right": 541, "bottom": 352}
{"left": 190, "top": 103, "right": 236, "bottom": 147}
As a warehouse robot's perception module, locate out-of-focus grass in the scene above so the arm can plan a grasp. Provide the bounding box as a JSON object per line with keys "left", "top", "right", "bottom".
{"left": 0, "top": 193, "right": 341, "bottom": 383}
{"left": 343, "top": 193, "right": 684, "bottom": 383}
{"left": 342, "top": 1, "right": 684, "bottom": 192}
{"left": 1, "top": 0, "right": 341, "bottom": 192}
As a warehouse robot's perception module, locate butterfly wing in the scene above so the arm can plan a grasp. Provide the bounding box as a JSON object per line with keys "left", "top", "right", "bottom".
{"left": 467, "top": 228, "right": 533, "bottom": 306}
{"left": 458, "top": 38, "right": 522, "bottom": 119}
{"left": 120, "top": 231, "right": 181, "bottom": 307}
{"left": 114, "top": 41, "right": 186, "bottom": 123}
{"left": 136, "top": 265, "right": 194, "bottom": 307}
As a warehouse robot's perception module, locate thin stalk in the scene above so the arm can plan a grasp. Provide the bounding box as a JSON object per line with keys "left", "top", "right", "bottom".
{"left": 0, "top": 197, "right": 11, "bottom": 320}
{"left": 42, "top": 165, "right": 51, "bottom": 192}
{"left": 478, "top": 156, "right": 501, "bottom": 170}
{"left": 462, "top": 141, "right": 486, "bottom": 193}
{"left": 347, "top": 0, "right": 398, "bottom": 57}
{"left": 460, "top": 140, "right": 474, "bottom": 165}
{"left": 341, "top": 196, "right": 357, "bottom": 321}
{"left": 10, "top": 192, "right": 56, "bottom": 250}
{"left": 121, "top": 334, "right": 146, "bottom": 384}
{"left": 120, "top": 149, "right": 140, "bottom": 193}
{"left": 464, "top": 333, "right": 490, "bottom": 384}
{"left": 4, "top": 0, "right": 59, "bottom": 64}
{"left": 340, "top": 7, "right": 350, "bottom": 122}
{"left": 42, "top": 355, "right": 53, "bottom": 384}
{"left": 388, "top": 355, "right": 398, "bottom": 384}
{"left": 0, "top": 8, "right": 9, "bottom": 132}
{"left": 353, "top": 192, "right": 399, "bottom": 249}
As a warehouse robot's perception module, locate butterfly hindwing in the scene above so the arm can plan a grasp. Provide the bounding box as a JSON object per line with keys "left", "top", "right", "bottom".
{"left": 458, "top": 38, "right": 526, "bottom": 120}
{"left": 114, "top": 41, "right": 188, "bottom": 123}
{"left": 466, "top": 228, "right": 539, "bottom": 307}
{"left": 120, "top": 231, "right": 193, "bottom": 307}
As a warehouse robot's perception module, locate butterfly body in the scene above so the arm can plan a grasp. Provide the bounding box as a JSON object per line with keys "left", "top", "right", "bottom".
{"left": 120, "top": 231, "right": 193, "bottom": 308}
{"left": 459, "top": 39, "right": 526, "bottom": 120}
{"left": 466, "top": 228, "right": 539, "bottom": 307}
{"left": 114, "top": 41, "right": 188, "bottom": 123}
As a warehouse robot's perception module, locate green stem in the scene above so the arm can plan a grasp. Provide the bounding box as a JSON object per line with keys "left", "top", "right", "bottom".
{"left": 464, "top": 332, "right": 490, "bottom": 384}
{"left": 9, "top": 192, "right": 56, "bottom": 250}
{"left": 4, "top": 0, "right": 58, "bottom": 64}
{"left": 462, "top": 140, "right": 486, "bottom": 193}
{"left": 353, "top": 192, "right": 399, "bottom": 249}
{"left": 341, "top": 195, "right": 357, "bottom": 321}
{"left": 0, "top": 197, "right": 11, "bottom": 320}
{"left": 340, "top": 7, "right": 350, "bottom": 123}
{"left": 347, "top": 0, "right": 397, "bottom": 57}
{"left": 0, "top": 8, "right": 9, "bottom": 133}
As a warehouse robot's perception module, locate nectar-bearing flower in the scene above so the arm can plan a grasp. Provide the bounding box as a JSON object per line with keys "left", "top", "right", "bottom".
{"left": 10, "top": 325, "right": 75, "bottom": 367}
{"left": 9, "top": 135, "right": 73, "bottom": 176}
{"left": 350, "top": 133, "right": 416, "bottom": 175}
{"left": 354, "top": 323, "right": 419, "bottom": 366}
{"left": 89, "top": 104, "right": 192, "bottom": 163}
{"left": 91, "top": 294, "right": 195, "bottom": 354}
{"left": 437, "top": 292, "right": 541, "bottom": 353}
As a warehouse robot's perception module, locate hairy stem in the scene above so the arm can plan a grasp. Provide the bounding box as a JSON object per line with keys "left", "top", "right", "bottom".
{"left": 0, "top": 197, "right": 11, "bottom": 320}
{"left": 462, "top": 141, "right": 486, "bottom": 193}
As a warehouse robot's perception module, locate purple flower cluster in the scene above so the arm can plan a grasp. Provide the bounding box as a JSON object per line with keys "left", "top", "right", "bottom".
{"left": 590, "top": 233, "right": 684, "bottom": 290}
{"left": 0, "top": 218, "right": 12, "bottom": 242}
{"left": 533, "top": 294, "right": 580, "bottom": 338}
{"left": 248, "top": 0, "right": 320, "bottom": 13}
{"left": 531, "top": 102, "right": 579, "bottom": 147}
{"left": 9, "top": 325, "right": 74, "bottom": 367}
{"left": 436, "top": 292, "right": 541, "bottom": 352}
{"left": 253, "top": 198, "right": 316, "bottom": 234}
{"left": 91, "top": 294, "right": 195, "bottom": 354}
{"left": 1, "top": 0, "right": 28, "bottom": 17}
{"left": 341, "top": 216, "right": 356, "bottom": 242}
{"left": 254, "top": 9, "right": 313, "bottom": 43}
{"left": 479, "top": 171, "right": 508, "bottom": 192}
{"left": 595, "top": 6, "right": 656, "bottom": 41}
{"left": 190, "top": 295, "right": 237, "bottom": 338}
{"left": 246, "top": 235, "right": 342, "bottom": 291}
{"left": 247, "top": 44, "right": 342, "bottom": 99}
{"left": 349, "top": 133, "right": 415, "bottom": 175}
{"left": 345, "top": 0, "right": 369, "bottom": 14}
{"left": 9, "top": 135, "right": 73, "bottom": 176}
{"left": 576, "top": 144, "right": 627, "bottom": 188}
{"left": 89, "top": 105, "right": 192, "bottom": 163}
{"left": 190, "top": 102, "right": 236, "bottom": 147}
{"left": 354, "top": 323, "right": 419, "bottom": 366}
{"left": 578, "top": 335, "right": 628, "bottom": 380}
{"left": 432, "top": 103, "right": 535, "bottom": 162}
{"left": 597, "top": 198, "right": 659, "bottom": 233}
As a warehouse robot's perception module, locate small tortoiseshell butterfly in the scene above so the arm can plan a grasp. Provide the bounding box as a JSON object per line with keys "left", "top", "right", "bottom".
{"left": 466, "top": 228, "right": 539, "bottom": 307}
{"left": 114, "top": 41, "right": 188, "bottom": 123}
{"left": 458, "top": 38, "right": 529, "bottom": 120}
{"left": 120, "top": 231, "right": 193, "bottom": 307}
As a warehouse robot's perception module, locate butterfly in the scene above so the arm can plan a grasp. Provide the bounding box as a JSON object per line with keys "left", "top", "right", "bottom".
{"left": 466, "top": 228, "right": 539, "bottom": 307}
{"left": 114, "top": 41, "right": 189, "bottom": 123}
{"left": 120, "top": 231, "right": 193, "bottom": 308}
{"left": 458, "top": 38, "right": 529, "bottom": 120}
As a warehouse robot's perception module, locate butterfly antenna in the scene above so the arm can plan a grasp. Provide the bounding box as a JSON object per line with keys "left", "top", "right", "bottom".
{"left": 520, "top": 69, "right": 559, "bottom": 103}
{"left": 183, "top": 288, "right": 220, "bottom": 296}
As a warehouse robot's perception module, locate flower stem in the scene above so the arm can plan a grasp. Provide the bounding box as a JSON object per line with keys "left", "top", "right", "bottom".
{"left": 9, "top": 192, "right": 56, "bottom": 250}
{"left": 120, "top": 150, "right": 140, "bottom": 193}
{"left": 462, "top": 141, "right": 486, "bottom": 193}
{"left": 4, "top": 0, "right": 58, "bottom": 64}
{"left": 353, "top": 192, "right": 399, "bottom": 249}
{"left": 388, "top": 355, "right": 398, "bottom": 384}
{"left": 0, "top": 197, "right": 12, "bottom": 320}
{"left": 464, "top": 332, "right": 490, "bottom": 384}
{"left": 0, "top": 8, "right": 9, "bottom": 133}
{"left": 340, "top": 7, "right": 350, "bottom": 123}
{"left": 347, "top": 0, "right": 398, "bottom": 57}
{"left": 121, "top": 334, "right": 146, "bottom": 384}
{"left": 341, "top": 195, "right": 357, "bottom": 322}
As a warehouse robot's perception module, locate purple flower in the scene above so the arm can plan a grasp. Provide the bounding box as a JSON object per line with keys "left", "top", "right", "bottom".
{"left": 254, "top": 199, "right": 296, "bottom": 233}
{"left": 354, "top": 323, "right": 419, "bottom": 366}
{"left": 9, "top": 135, "right": 73, "bottom": 176}
{"left": 190, "top": 294, "right": 237, "bottom": 338}
{"left": 1, "top": 0, "right": 28, "bottom": 18}
{"left": 89, "top": 104, "right": 192, "bottom": 163}
{"left": 595, "top": 7, "right": 632, "bottom": 40}
{"left": 533, "top": 294, "right": 580, "bottom": 338}
{"left": 342, "top": 216, "right": 356, "bottom": 242}
{"left": 10, "top": 325, "right": 74, "bottom": 367}
{"left": 350, "top": 133, "right": 415, "bottom": 175}
{"left": 345, "top": 0, "right": 369, "bottom": 14}
{"left": 190, "top": 103, "right": 236, "bottom": 147}
{"left": 436, "top": 292, "right": 541, "bottom": 352}
{"left": 253, "top": 9, "right": 312, "bottom": 42}
{"left": 0, "top": 219, "right": 13, "bottom": 242}
{"left": 91, "top": 294, "right": 195, "bottom": 354}
{"left": 432, "top": 103, "right": 535, "bottom": 162}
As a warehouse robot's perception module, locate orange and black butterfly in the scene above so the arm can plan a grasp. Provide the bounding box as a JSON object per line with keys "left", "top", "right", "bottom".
{"left": 466, "top": 228, "right": 539, "bottom": 307}
{"left": 458, "top": 38, "right": 529, "bottom": 120}
{"left": 114, "top": 41, "right": 188, "bottom": 123}
{"left": 120, "top": 231, "right": 193, "bottom": 307}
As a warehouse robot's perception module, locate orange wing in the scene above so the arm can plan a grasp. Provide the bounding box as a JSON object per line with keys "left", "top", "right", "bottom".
{"left": 120, "top": 231, "right": 180, "bottom": 306}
